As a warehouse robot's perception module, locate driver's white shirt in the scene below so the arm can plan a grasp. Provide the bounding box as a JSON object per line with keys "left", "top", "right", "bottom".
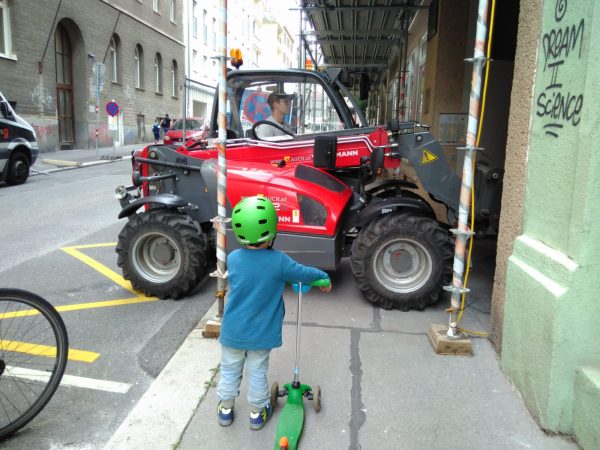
{"left": 255, "top": 115, "right": 293, "bottom": 139}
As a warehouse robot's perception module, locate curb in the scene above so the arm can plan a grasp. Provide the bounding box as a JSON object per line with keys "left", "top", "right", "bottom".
{"left": 103, "top": 301, "right": 221, "bottom": 450}
{"left": 31, "top": 155, "right": 131, "bottom": 176}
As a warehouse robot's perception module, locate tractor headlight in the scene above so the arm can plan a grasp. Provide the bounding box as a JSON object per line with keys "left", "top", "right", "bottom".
{"left": 115, "top": 185, "right": 128, "bottom": 200}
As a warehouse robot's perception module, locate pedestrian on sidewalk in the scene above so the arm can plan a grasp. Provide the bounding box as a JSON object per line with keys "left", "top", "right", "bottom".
{"left": 217, "top": 196, "right": 331, "bottom": 431}
{"left": 160, "top": 113, "right": 171, "bottom": 138}
{"left": 152, "top": 118, "right": 160, "bottom": 144}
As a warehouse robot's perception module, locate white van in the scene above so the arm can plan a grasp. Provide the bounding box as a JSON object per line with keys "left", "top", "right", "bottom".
{"left": 0, "top": 91, "right": 39, "bottom": 185}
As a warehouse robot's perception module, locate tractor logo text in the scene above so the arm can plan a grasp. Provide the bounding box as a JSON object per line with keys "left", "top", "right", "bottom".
{"left": 281, "top": 155, "right": 312, "bottom": 163}
{"left": 246, "top": 195, "right": 287, "bottom": 211}
{"left": 337, "top": 150, "right": 359, "bottom": 157}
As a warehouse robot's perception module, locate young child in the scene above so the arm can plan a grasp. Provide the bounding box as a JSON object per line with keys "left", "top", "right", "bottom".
{"left": 217, "top": 196, "right": 331, "bottom": 430}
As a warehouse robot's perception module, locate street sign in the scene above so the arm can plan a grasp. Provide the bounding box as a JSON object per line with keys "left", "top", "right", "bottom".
{"left": 93, "top": 62, "right": 105, "bottom": 92}
{"left": 93, "top": 62, "right": 105, "bottom": 77}
{"left": 108, "top": 115, "right": 118, "bottom": 131}
{"left": 106, "top": 101, "right": 120, "bottom": 117}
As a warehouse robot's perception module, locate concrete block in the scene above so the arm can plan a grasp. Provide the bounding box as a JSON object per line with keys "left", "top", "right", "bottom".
{"left": 427, "top": 323, "right": 472, "bottom": 355}
{"left": 202, "top": 318, "right": 221, "bottom": 338}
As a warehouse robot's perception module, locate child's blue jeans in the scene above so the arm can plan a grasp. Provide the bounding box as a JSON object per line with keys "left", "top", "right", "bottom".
{"left": 217, "top": 345, "right": 271, "bottom": 412}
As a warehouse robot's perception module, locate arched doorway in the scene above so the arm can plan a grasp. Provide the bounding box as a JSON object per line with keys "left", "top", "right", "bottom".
{"left": 55, "top": 22, "right": 74, "bottom": 149}
{"left": 54, "top": 19, "right": 85, "bottom": 150}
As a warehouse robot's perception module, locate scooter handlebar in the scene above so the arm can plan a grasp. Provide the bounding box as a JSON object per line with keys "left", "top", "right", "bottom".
{"left": 310, "top": 278, "right": 331, "bottom": 288}
{"left": 288, "top": 278, "right": 330, "bottom": 293}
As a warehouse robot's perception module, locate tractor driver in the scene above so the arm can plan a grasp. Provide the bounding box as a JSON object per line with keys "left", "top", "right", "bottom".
{"left": 255, "top": 91, "right": 294, "bottom": 139}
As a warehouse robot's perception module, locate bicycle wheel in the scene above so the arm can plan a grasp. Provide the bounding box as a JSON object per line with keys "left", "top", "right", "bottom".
{"left": 0, "top": 289, "right": 68, "bottom": 439}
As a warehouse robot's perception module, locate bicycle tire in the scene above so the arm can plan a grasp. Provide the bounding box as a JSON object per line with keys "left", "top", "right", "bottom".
{"left": 0, "top": 289, "right": 68, "bottom": 439}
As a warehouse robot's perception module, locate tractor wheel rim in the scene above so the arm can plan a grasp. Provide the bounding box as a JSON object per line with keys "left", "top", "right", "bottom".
{"left": 131, "top": 231, "right": 181, "bottom": 283}
{"left": 373, "top": 238, "right": 432, "bottom": 294}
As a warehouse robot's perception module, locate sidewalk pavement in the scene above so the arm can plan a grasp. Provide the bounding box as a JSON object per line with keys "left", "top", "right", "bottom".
{"left": 30, "top": 143, "right": 141, "bottom": 175}
{"left": 103, "top": 238, "right": 579, "bottom": 450}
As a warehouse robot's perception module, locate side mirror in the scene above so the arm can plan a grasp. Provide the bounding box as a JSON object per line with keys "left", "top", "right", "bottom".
{"left": 313, "top": 135, "right": 337, "bottom": 169}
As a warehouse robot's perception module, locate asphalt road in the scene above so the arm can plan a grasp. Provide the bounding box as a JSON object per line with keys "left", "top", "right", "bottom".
{"left": 0, "top": 161, "right": 215, "bottom": 449}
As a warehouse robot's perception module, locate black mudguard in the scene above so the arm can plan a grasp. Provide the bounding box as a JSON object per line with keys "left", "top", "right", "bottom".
{"left": 355, "top": 196, "right": 436, "bottom": 228}
{"left": 118, "top": 193, "right": 188, "bottom": 219}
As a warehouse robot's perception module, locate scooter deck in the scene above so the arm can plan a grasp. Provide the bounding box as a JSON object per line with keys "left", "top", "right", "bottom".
{"left": 274, "top": 383, "right": 311, "bottom": 450}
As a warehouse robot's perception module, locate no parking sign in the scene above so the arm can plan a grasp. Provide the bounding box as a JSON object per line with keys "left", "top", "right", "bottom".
{"left": 106, "top": 101, "right": 119, "bottom": 131}
{"left": 105, "top": 101, "right": 120, "bottom": 117}
{"left": 243, "top": 92, "right": 270, "bottom": 122}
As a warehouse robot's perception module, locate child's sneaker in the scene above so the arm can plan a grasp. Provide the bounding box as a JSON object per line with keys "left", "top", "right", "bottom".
{"left": 217, "top": 401, "right": 234, "bottom": 426}
{"left": 249, "top": 403, "right": 272, "bottom": 430}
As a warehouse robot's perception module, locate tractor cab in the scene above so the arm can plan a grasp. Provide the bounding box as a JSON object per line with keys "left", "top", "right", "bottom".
{"left": 177, "top": 69, "right": 399, "bottom": 174}
{"left": 207, "top": 68, "right": 368, "bottom": 141}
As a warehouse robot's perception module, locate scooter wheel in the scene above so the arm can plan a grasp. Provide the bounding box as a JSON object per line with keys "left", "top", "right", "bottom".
{"left": 271, "top": 382, "right": 279, "bottom": 408}
{"left": 313, "top": 385, "right": 321, "bottom": 413}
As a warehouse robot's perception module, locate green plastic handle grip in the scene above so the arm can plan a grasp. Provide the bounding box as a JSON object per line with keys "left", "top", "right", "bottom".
{"left": 310, "top": 278, "right": 331, "bottom": 288}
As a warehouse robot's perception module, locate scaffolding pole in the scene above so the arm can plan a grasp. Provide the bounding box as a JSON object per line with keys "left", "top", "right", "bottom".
{"left": 444, "top": 0, "right": 490, "bottom": 339}
{"left": 204, "top": 0, "right": 228, "bottom": 338}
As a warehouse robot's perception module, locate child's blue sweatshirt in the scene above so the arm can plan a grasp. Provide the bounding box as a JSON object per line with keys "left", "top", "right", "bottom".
{"left": 220, "top": 247, "right": 328, "bottom": 350}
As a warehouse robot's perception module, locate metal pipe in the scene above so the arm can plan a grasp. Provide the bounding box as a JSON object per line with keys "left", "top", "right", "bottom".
{"left": 293, "top": 283, "right": 303, "bottom": 384}
{"left": 445, "top": 0, "right": 490, "bottom": 337}
{"left": 215, "top": 0, "right": 228, "bottom": 319}
{"left": 298, "top": 6, "right": 303, "bottom": 68}
{"left": 400, "top": 12, "right": 409, "bottom": 121}
{"left": 183, "top": 0, "right": 191, "bottom": 140}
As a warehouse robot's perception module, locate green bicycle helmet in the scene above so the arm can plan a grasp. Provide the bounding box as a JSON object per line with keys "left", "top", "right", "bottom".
{"left": 231, "top": 196, "right": 278, "bottom": 245}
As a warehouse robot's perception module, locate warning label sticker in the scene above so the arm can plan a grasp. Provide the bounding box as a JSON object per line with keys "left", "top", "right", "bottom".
{"left": 420, "top": 149, "right": 438, "bottom": 165}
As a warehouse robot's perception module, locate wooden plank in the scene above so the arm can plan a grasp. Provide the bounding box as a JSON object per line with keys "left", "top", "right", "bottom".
{"left": 427, "top": 324, "right": 472, "bottom": 355}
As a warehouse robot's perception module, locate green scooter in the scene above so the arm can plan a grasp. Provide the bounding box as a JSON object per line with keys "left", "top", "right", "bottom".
{"left": 272, "top": 279, "right": 330, "bottom": 450}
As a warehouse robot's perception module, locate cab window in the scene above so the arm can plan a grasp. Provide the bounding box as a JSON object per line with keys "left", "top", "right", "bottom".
{"left": 225, "top": 74, "right": 347, "bottom": 139}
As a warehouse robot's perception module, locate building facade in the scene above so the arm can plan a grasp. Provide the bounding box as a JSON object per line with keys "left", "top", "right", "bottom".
{"left": 0, "top": 0, "right": 184, "bottom": 152}
{"left": 182, "top": 0, "right": 297, "bottom": 120}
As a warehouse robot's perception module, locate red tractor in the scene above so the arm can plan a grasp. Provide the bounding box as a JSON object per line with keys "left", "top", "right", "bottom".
{"left": 115, "top": 69, "right": 501, "bottom": 310}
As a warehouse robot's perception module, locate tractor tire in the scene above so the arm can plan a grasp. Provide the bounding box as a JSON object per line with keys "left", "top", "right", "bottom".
{"left": 351, "top": 212, "right": 452, "bottom": 311}
{"left": 116, "top": 210, "right": 209, "bottom": 299}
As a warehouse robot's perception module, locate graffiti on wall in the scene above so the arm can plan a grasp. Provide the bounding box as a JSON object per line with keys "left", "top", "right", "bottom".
{"left": 31, "top": 84, "right": 55, "bottom": 112}
{"left": 535, "top": 0, "right": 585, "bottom": 138}
{"left": 123, "top": 84, "right": 136, "bottom": 105}
{"left": 86, "top": 122, "right": 113, "bottom": 148}
{"left": 29, "top": 119, "right": 59, "bottom": 152}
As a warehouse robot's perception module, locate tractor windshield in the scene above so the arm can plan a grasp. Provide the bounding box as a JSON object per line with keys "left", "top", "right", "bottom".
{"left": 217, "top": 70, "right": 359, "bottom": 140}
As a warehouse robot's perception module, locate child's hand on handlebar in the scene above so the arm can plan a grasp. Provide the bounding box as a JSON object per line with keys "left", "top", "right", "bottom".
{"left": 320, "top": 281, "right": 332, "bottom": 293}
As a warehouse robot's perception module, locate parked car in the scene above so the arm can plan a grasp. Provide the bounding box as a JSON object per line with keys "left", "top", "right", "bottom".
{"left": 0, "top": 91, "right": 39, "bottom": 185}
{"left": 163, "top": 117, "right": 209, "bottom": 145}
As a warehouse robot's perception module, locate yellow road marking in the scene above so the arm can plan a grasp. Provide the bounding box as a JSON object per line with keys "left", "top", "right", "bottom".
{"left": 0, "top": 297, "right": 158, "bottom": 319}
{"left": 55, "top": 296, "right": 158, "bottom": 311}
{"left": 61, "top": 244, "right": 140, "bottom": 295}
{"left": 1, "top": 340, "right": 100, "bottom": 363}
{"left": 66, "top": 242, "right": 118, "bottom": 249}
{"left": 0, "top": 243, "right": 160, "bottom": 367}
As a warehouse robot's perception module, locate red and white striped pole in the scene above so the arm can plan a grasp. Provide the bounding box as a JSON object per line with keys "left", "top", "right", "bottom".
{"left": 445, "top": 0, "right": 490, "bottom": 337}
{"left": 210, "top": 0, "right": 229, "bottom": 332}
